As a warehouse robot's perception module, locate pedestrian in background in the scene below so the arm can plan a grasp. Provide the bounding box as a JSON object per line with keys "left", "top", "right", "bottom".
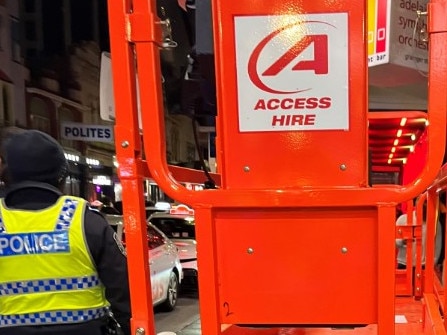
{"left": 0, "top": 129, "right": 131, "bottom": 335}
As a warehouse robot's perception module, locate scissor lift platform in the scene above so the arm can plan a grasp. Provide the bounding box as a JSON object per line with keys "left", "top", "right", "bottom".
{"left": 211, "top": 295, "right": 442, "bottom": 335}
{"left": 106, "top": 0, "right": 447, "bottom": 334}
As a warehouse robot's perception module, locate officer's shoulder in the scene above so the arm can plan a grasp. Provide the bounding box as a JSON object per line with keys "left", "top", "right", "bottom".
{"left": 87, "top": 206, "right": 102, "bottom": 215}
{"left": 85, "top": 206, "right": 109, "bottom": 222}
{"left": 83, "top": 207, "right": 112, "bottom": 236}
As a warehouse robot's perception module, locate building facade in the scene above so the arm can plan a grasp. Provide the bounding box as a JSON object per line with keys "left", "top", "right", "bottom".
{"left": 19, "top": 0, "right": 116, "bottom": 200}
{"left": 0, "top": 0, "right": 29, "bottom": 131}
{"left": 0, "top": 0, "right": 209, "bottom": 202}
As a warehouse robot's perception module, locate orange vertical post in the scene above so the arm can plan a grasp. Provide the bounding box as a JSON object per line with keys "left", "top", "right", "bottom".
{"left": 415, "top": 195, "right": 425, "bottom": 299}
{"left": 107, "top": 0, "right": 157, "bottom": 334}
{"left": 395, "top": 200, "right": 417, "bottom": 297}
{"left": 422, "top": 189, "right": 438, "bottom": 295}
{"left": 377, "top": 205, "right": 399, "bottom": 333}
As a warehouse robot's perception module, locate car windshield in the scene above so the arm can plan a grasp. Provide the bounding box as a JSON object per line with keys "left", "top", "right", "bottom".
{"left": 149, "top": 217, "right": 196, "bottom": 239}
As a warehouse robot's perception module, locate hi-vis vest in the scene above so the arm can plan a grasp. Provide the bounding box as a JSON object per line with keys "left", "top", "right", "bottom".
{"left": 0, "top": 196, "right": 110, "bottom": 327}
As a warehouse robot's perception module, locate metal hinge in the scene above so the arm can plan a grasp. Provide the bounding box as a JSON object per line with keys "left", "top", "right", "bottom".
{"left": 126, "top": 12, "right": 177, "bottom": 49}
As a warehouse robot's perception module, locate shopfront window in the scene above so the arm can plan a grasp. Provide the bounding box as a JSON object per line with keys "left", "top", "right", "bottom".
{"left": 30, "top": 97, "right": 50, "bottom": 133}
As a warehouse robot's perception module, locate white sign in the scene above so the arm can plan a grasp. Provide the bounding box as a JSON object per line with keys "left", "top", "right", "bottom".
{"left": 99, "top": 52, "right": 142, "bottom": 127}
{"left": 61, "top": 122, "right": 114, "bottom": 143}
{"left": 368, "top": 0, "right": 428, "bottom": 71}
{"left": 99, "top": 52, "right": 116, "bottom": 122}
{"left": 234, "top": 13, "right": 349, "bottom": 132}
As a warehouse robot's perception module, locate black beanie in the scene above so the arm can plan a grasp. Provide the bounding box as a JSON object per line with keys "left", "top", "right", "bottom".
{"left": 4, "top": 130, "right": 69, "bottom": 186}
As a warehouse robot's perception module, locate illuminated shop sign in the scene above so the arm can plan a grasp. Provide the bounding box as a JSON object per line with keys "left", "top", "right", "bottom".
{"left": 64, "top": 153, "right": 80, "bottom": 162}
{"left": 86, "top": 158, "right": 100, "bottom": 166}
{"left": 92, "top": 175, "right": 112, "bottom": 186}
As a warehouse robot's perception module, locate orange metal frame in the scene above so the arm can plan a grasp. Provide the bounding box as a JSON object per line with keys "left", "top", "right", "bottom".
{"left": 106, "top": 1, "right": 447, "bottom": 335}
{"left": 425, "top": 166, "right": 447, "bottom": 329}
{"left": 395, "top": 194, "right": 434, "bottom": 299}
{"left": 395, "top": 200, "right": 422, "bottom": 297}
{"left": 419, "top": 170, "right": 447, "bottom": 335}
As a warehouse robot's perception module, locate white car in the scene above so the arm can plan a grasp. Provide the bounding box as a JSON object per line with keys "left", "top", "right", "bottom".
{"left": 106, "top": 214, "right": 182, "bottom": 311}
{"left": 148, "top": 205, "right": 198, "bottom": 289}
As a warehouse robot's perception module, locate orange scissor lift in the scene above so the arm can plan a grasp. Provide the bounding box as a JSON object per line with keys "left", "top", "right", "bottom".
{"left": 107, "top": 0, "right": 447, "bottom": 334}
{"left": 395, "top": 194, "right": 437, "bottom": 300}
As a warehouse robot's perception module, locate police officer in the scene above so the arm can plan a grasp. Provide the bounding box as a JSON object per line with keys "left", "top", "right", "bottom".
{"left": 0, "top": 130, "right": 131, "bottom": 335}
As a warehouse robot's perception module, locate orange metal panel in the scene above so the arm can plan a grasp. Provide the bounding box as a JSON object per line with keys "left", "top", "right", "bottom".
{"left": 213, "top": 207, "right": 378, "bottom": 324}
{"left": 213, "top": 1, "right": 367, "bottom": 189}
{"left": 194, "top": 208, "right": 222, "bottom": 335}
{"left": 217, "top": 296, "right": 439, "bottom": 334}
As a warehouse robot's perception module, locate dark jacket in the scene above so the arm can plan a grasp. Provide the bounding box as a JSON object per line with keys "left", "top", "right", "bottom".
{"left": 0, "top": 182, "right": 131, "bottom": 335}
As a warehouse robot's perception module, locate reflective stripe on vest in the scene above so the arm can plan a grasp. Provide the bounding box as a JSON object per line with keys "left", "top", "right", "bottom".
{"left": 55, "top": 198, "right": 78, "bottom": 230}
{"left": 0, "top": 275, "right": 100, "bottom": 296}
{"left": 0, "top": 307, "right": 108, "bottom": 327}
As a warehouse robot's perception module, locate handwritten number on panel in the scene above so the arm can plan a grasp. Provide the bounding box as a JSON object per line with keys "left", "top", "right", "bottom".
{"left": 223, "top": 302, "right": 233, "bottom": 316}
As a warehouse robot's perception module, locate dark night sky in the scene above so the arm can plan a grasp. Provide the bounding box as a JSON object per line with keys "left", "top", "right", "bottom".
{"left": 41, "top": 0, "right": 110, "bottom": 55}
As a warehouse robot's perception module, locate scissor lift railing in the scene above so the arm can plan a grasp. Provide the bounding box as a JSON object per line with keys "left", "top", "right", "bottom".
{"left": 425, "top": 166, "right": 447, "bottom": 330}
{"left": 107, "top": 1, "right": 447, "bottom": 335}
{"left": 395, "top": 200, "right": 423, "bottom": 298}
{"left": 395, "top": 195, "right": 437, "bottom": 300}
